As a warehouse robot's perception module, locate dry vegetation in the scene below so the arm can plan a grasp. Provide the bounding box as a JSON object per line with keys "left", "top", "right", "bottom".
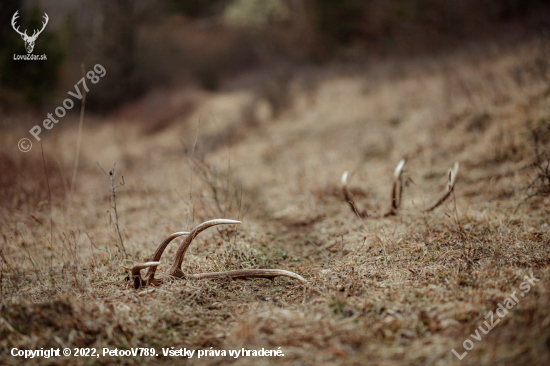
{"left": 1, "top": 36, "right": 550, "bottom": 365}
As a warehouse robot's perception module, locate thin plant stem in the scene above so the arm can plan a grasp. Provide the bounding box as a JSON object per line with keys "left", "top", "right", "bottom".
{"left": 68, "top": 64, "right": 87, "bottom": 216}
{"left": 187, "top": 119, "right": 201, "bottom": 230}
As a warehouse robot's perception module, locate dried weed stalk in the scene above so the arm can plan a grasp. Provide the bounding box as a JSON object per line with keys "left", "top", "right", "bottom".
{"left": 97, "top": 162, "right": 132, "bottom": 255}
{"left": 190, "top": 155, "right": 225, "bottom": 215}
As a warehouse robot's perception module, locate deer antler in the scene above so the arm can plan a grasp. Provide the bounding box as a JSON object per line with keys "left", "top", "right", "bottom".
{"left": 130, "top": 261, "right": 161, "bottom": 289}
{"left": 11, "top": 11, "right": 26, "bottom": 37}
{"left": 129, "top": 231, "right": 190, "bottom": 288}
{"left": 31, "top": 13, "right": 49, "bottom": 39}
{"left": 130, "top": 219, "right": 306, "bottom": 289}
{"left": 342, "top": 159, "right": 406, "bottom": 218}
{"left": 423, "top": 162, "right": 459, "bottom": 212}
{"left": 190, "top": 269, "right": 305, "bottom": 282}
{"left": 341, "top": 160, "right": 459, "bottom": 218}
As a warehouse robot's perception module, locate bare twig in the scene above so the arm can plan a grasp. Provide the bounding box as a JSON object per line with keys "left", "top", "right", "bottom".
{"left": 97, "top": 162, "right": 130, "bottom": 255}
{"left": 187, "top": 120, "right": 201, "bottom": 229}
{"left": 188, "top": 155, "right": 224, "bottom": 214}
{"left": 40, "top": 144, "right": 53, "bottom": 248}
{"left": 0, "top": 249, "right": 15, "bottom": 273}
{"left": 68, "top": 64, "right": 87, "bottom": 216}
{"left": 86, "top": 232, "right": 111, "bottom": 261}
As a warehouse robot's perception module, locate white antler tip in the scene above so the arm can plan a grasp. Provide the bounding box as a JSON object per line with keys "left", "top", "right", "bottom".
{"left": 342, "top": 171, "right": 349, "bottom": 185}
{"left": 205, "top": 219, "right": 242, "bottom": 225}
{"left": 131, "top": 261, "right": 161, "bottom": 274}
{"left": 141, "top": 261, "right": 160, "bottom": 267}
{"left": 393, "top": 159, "right": 406, "bottom": 178}
{"left": 449, "top": 162, "right": 459, "bottom": 187}
{"left": 173, "top": 231, "right": 190, "bottom": 235}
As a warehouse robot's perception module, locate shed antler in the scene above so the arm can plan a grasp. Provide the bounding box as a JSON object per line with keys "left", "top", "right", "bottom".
{"left": 342, "top": 159, "right": 406, "bottom": 218}
{"left": 130, "top": 219, "right": 305, "bottom": 289}
{"left": 129, "top": 231, "right": 190, "bottom": 288}
{"left": 341, "top": 160, "right": 459, "bottom": 218}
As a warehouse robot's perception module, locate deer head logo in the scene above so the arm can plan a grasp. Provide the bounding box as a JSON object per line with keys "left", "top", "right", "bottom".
{"left": 11, "top": 11, "right": 49, "bottom": 54}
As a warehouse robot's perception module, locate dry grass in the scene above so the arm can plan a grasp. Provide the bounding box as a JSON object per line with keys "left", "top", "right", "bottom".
{"left": 1, "top": 36, "right": 550, "bottom": 365}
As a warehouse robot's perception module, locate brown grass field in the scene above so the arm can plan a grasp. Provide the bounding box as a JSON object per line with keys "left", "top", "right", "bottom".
{"left": 1, "top": 36, "right": 550, "bottom": 365}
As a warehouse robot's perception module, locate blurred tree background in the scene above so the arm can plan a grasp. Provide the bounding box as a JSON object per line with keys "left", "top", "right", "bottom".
{"left": 0, "top": 0, "right": 549, "bottom": 114}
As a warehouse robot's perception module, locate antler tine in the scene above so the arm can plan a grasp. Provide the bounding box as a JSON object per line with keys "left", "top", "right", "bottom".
{"left": 144, "top": 231, "right": 190, "bottom": 280}
{"left": 130, "top": 261, "right": 160, "bottom": 289}
{"left": 342, "top": 171, "right": 349, "bottom": 186}
{"left": 424, "top": 162, "right": 459, "bottom": 212}
{"left": 387, "top": 159, "right": 406, "bottom": 214}
{"left": 11, "top": 11, "right": 26, "bottom": 37}
{"left": 450, "top": 162, "right": 459, "bottom": 188}
{"left": 35, "top": 13, "right": 49, "bottom": 37}
{"left": 168, "top": 219, "right": 242, "bottom": 278}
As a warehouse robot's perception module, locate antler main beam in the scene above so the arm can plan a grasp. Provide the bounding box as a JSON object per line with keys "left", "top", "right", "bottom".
{"left": 190, "top": 269, "right": 306, "bottom": 282}
{"left": 130, "top": 219, "right": 306, "bottom": 289}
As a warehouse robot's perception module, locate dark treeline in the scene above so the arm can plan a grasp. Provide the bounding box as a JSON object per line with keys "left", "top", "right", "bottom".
{"left": 1, "top": 0, "right": 549, "bottom": 113}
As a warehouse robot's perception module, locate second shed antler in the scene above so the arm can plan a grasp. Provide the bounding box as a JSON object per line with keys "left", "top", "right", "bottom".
{"left": 341, "top": 160, "right": 459, "bottom": 218}
{"left": 129, "top": 219, "right": 305, "bottom": 289}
